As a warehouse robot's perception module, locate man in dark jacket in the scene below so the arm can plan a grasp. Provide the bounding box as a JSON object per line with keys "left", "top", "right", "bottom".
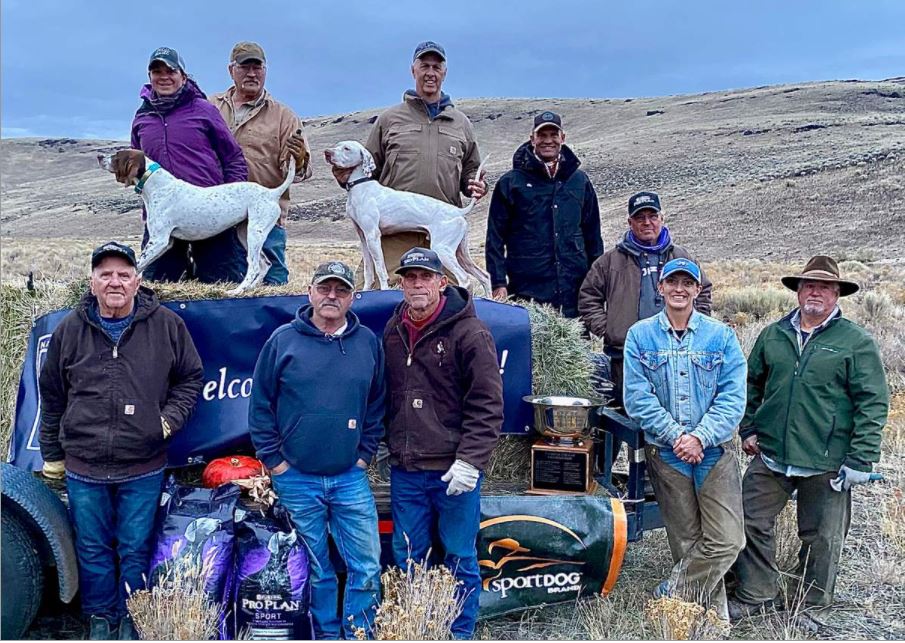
{"left": 384, "top": 247, "right": 504, "bottom": 638}
{"left": 248, "top": 261, "right": 385, "bottom": 640}
{"left": 729, "top": 256, "right": 889, "bottom": 630}
{"left": 132, "top": 47, "right": 249, "bottom": 283}
{"left": 578, "top": 191, "right": 712, "bottom": 401}
{"left": 485, "top": 110, "right": 603, "bottom": 317}
{"left": 39, "top": 241, "right": 203, "bottom": 640}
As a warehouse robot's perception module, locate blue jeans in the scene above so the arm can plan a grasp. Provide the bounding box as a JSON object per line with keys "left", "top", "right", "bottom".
{"left": 141, "top": 225, "right": 247, "bottom": 284}
{"left": 390, "top": 467, "right": 482, "bottom": 639}
{"left": 66, "top": 471, "right": 164, "bottom": 622}
{"left": 272, "top": 464, "right": 381, "bottom": 639}
{"left": 263, "top": 225, "right": 289, "bottom": 285}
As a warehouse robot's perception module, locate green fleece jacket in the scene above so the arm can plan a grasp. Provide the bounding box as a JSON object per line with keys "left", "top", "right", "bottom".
{"left": 741, "top": 310, "right": 889, "bottom": 472}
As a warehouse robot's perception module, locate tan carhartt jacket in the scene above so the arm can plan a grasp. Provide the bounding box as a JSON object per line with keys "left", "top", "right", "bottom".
{"left": 365, "top": 93, "right": 481, "bottom": 207}
{"left": 211, "top": 88, "right": 312, "bottom": 225}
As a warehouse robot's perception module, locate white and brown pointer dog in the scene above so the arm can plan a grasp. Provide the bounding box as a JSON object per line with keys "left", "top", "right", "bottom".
{"left": 98, "top": 149, "right": 294, "bottom": 294}
{"left": 324, "top": 140, "right": 492, "bottom": 293}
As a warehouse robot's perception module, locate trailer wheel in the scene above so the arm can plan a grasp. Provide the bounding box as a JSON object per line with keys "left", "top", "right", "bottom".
{"left": 1, "top": 510, "right": 45, "bottom": 639}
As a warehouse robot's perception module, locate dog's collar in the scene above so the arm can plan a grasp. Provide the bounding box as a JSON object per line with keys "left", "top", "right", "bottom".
{"left": 134, "top": 162, "right": 161, "bottom": 194}
{"left": 343, "top": 176, "right": 375, "bottom": 191}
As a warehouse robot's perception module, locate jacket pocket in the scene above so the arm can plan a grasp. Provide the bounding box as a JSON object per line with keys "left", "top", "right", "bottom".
{"left": 113, "top": 398, "right": 165, "bottom": 463}
{"left": 60, "top": 398, "right": 109, "bottom": 462}
{"left": 438, "top": 125, "right": 466, "bottom": 160}
{"left": 405, "top": 391, "right": 459, "bottom": 458}
{"left": 639, "top": 350, "right": 669, "bottom": 390}
{"left": 281, "top": 413, "right": 360, "bottom": 472}
{"left": 691, "top": 352, "right": 723, "bottom": 390}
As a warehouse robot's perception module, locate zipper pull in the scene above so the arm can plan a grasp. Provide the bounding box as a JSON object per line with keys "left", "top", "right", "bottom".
{"left": 113, "top": 345, "right": 118, "bottom": 359}
{"left": 406, "top": 354, "right": 412, "bottom": 366}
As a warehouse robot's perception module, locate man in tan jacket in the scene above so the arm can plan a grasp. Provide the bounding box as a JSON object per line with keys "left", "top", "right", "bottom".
{"left": 364, "top": 41, "right": 487, "bottom": 284}
{"left": 212, "top": 41, "right": 311, "bottom": 284}
{"left": 578, "top": 191, "right": 712, "bottom": 402}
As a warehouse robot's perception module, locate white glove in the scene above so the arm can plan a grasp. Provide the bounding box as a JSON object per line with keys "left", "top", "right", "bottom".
{"left": 440, "top": 459, "right": 480, "bottom": 496}
{"left": 830, "top": 464, "right": 874, "bottom": 492}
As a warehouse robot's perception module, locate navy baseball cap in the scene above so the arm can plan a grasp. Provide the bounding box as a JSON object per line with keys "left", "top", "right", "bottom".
{"left": 413, "top": 41, "right": 446, "bottom": 62}
{"left": 148, "top": 46, "right": 186, "bottom": 73}
{"left": 660, "top": 258, "right": 702, "bottom": 284}
{"left": 533, "top": 111, "right": 563, "bottom": 133}
{"left": 312, "top": 261, "right": 355, "bottom": 289}
{"left": 628, "top": 191, "right": 662, "bottom": 217}
{"left": 396, "top": 247, "right": 444, "bottom": 275}
{"left": 91, "top": 241, "right": 137, "bottom": 268}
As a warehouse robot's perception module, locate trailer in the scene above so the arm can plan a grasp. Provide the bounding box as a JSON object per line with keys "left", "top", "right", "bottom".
{"left": 2, "top": 291, "right": 660, "bottom": 638}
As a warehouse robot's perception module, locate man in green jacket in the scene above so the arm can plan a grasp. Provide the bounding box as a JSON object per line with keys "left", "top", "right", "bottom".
{"left": 729, "top": 256, "right": 889, "bottom": 627}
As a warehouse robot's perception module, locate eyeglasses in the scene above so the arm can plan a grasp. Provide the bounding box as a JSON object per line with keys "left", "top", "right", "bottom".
{"left": 314, "top": 284, "right": 352, "bottom": 297}
{"left": 630, "top": 213, "right": 661, "bottom": 222}
{"left": 234, "top": 62, "right": 265, "bottom": 74}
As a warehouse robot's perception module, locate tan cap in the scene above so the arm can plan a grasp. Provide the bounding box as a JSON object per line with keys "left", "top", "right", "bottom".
{"left": 230, "top": 41, "right": 266, "bottom": 64}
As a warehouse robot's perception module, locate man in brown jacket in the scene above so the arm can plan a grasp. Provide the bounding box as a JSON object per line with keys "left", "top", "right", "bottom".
{"left": 212, "top": 41, "right": 311, "bottom": 284}
{"left": 383, "top": 247, "right": 503, "bottom": 638}
{"left": 365, "top": 41, "right": 487, "bottom": 283}
{"left": 578, "top": 191, "right": 712, "bottom": 401}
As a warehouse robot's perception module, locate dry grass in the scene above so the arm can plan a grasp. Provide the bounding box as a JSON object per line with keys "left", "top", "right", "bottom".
{"left": 125, "top": 544, "right": 223, "bottom": 641}
{"left": 357, "top": 556, "right": 464, "bottom": 641}
{"left": 645, "top": 596, "right": 730, "bottom": 640}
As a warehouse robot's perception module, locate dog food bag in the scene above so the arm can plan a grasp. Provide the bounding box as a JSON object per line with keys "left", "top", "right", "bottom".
{"left": 149, "top": 479, "right": 240, "bottom": 605}
{"left": 233, "top": 503, "right": 312, "bottom": 640}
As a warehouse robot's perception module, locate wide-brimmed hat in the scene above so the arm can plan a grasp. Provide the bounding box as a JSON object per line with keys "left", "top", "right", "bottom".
{"left": 780, "top": 255, "right": 859, "bottom": 297}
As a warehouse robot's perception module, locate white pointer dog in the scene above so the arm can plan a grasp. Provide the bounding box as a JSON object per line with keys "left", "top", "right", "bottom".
{"left": 324, "top": 140, "right": 491, "bottom": 293}
{"left": 98, "top": 149, "right": 294, "bottom": 294}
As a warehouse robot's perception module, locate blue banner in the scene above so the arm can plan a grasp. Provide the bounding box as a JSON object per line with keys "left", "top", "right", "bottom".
{"left": 8, "top": 291, "right": 534, "bottom": 472}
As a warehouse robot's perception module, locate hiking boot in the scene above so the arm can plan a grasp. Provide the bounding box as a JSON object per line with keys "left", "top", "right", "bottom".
{"left": 651, "top": 579, "right": 672, "bottom": 599}
{"left": 88, "top": 615, "right": 115, "bottom": 640}
{"left": 118, "top": 615, "right": 140, "bottom": 640}
{"left": 727, "top": 598, "right": 771, "bottom": 621}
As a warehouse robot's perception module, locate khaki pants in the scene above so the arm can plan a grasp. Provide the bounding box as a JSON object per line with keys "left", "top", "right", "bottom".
{"left": 731, "top": 455, "right": 850, "bottom": 609}
{"left": 355, "top": 231, "right": 458, "bottom": 289}
{"left": 646, "top": 443, "right": 745, "bottom": 621}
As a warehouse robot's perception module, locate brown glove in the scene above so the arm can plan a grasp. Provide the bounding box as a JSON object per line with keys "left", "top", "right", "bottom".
{"left": 286, "top": 129, "right": 309, "bottom": 173}
{"left": 42, "top": 460, "right": 66, "bottom": 480}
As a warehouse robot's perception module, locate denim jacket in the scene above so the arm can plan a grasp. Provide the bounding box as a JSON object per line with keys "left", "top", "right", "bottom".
{"left": 623, "top": 310, "right": 747, "bottom": 449}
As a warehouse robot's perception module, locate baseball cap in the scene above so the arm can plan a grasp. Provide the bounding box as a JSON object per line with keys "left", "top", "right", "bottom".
{"left": 413, "top": 41, "right": 446, "bottom": 62}
{"left": 311, "top": 261, "right": 355, "bottom": 289}
{"left": 660, "top": 258, "right": 702, "bottom": 284}
{"left": 533, "top": 111, "right": 563, "bottom": 133}
{"left": 230, "top": 41, "right": 266, "bottom": 64}
{"left": 91, "top": 241, "right": 137, "bottom": 269}
{"left": 628, "top": 191, "right": 662, "bottom": 217}
{"left": 395, "top": 247, "right": 444, "bottom": 275}
{"left": 148, "top": 46, "right": 186, "bottom": 73}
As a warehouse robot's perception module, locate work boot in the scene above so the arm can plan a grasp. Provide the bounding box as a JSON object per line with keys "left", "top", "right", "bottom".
{"left": 88, "top": 615, "right": 115, "bottom": 640}
{"left": 118, "top": 615, "right": 140, "bottom": 640}
{"left": 727, "top": 597, "right": 773, "bottom": 621}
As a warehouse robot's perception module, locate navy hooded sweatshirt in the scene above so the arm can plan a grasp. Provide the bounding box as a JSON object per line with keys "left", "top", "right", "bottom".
{"left": 248, "top": 305, "right": 386, "bottom": 475}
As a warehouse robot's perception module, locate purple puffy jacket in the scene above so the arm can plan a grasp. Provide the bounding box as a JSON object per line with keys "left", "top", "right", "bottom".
{"left": 130, "top": 78, "right": 247, "bottom": 187}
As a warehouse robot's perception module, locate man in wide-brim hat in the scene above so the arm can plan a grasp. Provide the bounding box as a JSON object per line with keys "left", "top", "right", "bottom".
{"left": 728, "top": 255, "right": 889, "bottom": 632}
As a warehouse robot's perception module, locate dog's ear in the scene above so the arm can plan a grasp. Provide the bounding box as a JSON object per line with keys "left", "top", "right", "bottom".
{"left": 360, "top": 145, "right": 376, "bottom": 177}
{"left": 112, "top": 151, "right": 131, "bottom": 184}
{"left": 116, "top": 150, "right": 146, "bottom": 186}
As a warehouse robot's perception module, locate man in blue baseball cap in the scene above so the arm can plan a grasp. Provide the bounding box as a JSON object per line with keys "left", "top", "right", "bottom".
{"left": 363, "top": 43, "right": 487, "bottom": 285}
{"left": 623, "top": 258, "right": 747, "bottom": 624}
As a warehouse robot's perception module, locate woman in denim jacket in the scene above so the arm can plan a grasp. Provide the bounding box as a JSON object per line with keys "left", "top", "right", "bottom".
{"left": 623, "top": 258, "right": 747, "bottom": 623}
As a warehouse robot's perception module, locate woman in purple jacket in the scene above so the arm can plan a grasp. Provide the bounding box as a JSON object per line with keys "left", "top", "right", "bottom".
{"left": 131, "top": 46, "right": 249, "bottom": 283}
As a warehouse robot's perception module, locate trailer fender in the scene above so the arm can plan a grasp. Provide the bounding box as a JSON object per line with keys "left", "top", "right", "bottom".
{"left": 1, "top": 463, "right": 78, "bottom": 602}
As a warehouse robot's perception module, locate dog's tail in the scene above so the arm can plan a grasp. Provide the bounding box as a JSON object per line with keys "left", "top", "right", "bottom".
{"left": 270, "top": 157, "right": 296, "bottom": 198}
{"left": 461, "top": 154, "right": 491, "bottom": 214}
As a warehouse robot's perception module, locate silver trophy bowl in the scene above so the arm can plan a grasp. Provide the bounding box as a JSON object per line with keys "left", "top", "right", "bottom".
{"left": 522, "top": 395, "right": 606, "bottom": 443}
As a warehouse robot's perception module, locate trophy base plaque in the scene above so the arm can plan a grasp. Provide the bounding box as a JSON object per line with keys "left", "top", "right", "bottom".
{"left": 528, "top": 438, "right": 597, "bottom": 495}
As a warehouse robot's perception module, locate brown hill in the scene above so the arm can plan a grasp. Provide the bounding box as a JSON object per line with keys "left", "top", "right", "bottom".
{"left": 2, "top": 79, "right": 904, "bottom": 263}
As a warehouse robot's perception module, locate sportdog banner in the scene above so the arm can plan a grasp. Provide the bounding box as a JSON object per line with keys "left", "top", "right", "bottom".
{"left": 478, "top": 494, "right": 627, "bottom": 618}
{"left": 8, "top": 290, "right": 533, "bottom": 471}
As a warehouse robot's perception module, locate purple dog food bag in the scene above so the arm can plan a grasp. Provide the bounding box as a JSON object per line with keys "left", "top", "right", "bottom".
{"left": 232, "top": 504, "right": 312, "bottom": 640}
{"left": 149, "top": 480, "right": 240, "bottom": 607}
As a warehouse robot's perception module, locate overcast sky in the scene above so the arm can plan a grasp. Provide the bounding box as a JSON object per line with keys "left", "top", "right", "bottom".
{"left": 2, "top": 0, "right": 904, "bottom": 139}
